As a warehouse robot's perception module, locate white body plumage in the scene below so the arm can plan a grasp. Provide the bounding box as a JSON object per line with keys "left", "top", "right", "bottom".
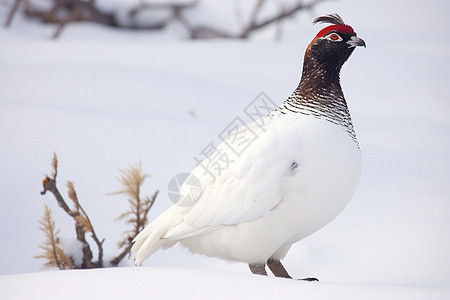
{"left": 133, "top": 111, "right": 361, "bottom": 265}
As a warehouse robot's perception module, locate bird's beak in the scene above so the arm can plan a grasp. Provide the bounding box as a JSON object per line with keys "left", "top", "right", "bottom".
{"left": 347, "top": 36, "right": 366, "bottom": 48}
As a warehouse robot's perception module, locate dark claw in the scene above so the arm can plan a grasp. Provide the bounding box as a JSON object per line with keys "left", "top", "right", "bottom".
{"left": 298, "top": 277, "right": 319, "bottom": 282}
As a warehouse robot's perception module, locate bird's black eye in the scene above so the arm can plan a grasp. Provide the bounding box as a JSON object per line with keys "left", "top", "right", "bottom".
{"left": 323, "top": 32, "right": 343, "bottom": 42}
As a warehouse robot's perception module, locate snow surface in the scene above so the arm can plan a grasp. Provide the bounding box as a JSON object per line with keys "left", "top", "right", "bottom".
{"left": 1, "top": 0, "right": 450, "bottom": 299}
{"left": 1, "top": 267, "right": 449, "bottom": 300}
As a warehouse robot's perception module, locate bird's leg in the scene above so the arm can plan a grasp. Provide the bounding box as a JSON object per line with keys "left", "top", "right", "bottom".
{"left": 267, "top": 259, "right": 319, "bottom": 281}
{"left": 267, "top": 258, "right": 292, "bottom": 278}
{"left": 248, "top": 263, "right": 268, "bottom": 276}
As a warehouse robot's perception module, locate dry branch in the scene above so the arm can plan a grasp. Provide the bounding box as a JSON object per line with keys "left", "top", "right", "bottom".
{"left": 239, "top": 0, "right": 326, "bottom": 38}
{"left": 41, "top": 154, "right": 103, "bottom": 268}
{"left": 38, "top": 153, "right": 158, "bottom": 269}
{"left": 35, "top": 204, "right": 73, "bottom": 270}
{"left": 5, "top": 0, "right": 327, "bottom": 39}
{"left": 4, "top": 0, "right": 21, "bottom": 28}
{"left": 193, "top": 0, "right": 328, "bottom": 39}
{"left": 109, "top": 162, "right": 158, "bottom": 266}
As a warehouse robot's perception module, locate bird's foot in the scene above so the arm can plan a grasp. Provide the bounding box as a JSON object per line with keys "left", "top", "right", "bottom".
{"left": 249, "top": 263, "right": 268, "bottom": 276}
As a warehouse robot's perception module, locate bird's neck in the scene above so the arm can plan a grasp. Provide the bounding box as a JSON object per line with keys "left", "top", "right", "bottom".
{"left": 298, "top": 56, "right": 344, "bottom": 99}
{"left": 285, "top": 59, "right": 347, "bottom": 115}
{"left": 281, "top": 58, "right": 359, "bottom": 147}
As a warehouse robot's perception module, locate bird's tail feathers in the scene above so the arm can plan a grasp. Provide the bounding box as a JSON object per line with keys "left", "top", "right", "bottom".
{"left": 131, "top": 208, "right": 176, "bottom": 265}
{"left": 132, "top": 226, "right": 167, "bottom": 265}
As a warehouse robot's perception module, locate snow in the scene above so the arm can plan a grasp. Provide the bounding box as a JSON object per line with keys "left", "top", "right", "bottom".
{"left": 59, "top": 238, "right": 84, "bottom": 267}
{"left": 1, "top": 268, "right": 449, "bottom": 300}
{"left": 1, "top": 0, "right": 450, "bottom": 299}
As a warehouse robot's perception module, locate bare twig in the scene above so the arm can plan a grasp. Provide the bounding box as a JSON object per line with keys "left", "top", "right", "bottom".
{"left": 140, "top": 190, "right": 158, "bottom": 232}
{"left": 238, "top": 0, "right": 327, "bottom": 38}
{"left": 129, "top": 1, "right": 198, "bottom": 19}
{"left": 110, "top": 190, "right": 158, "bottom": 267}
{"left": 41, "top": 154, "right": 103, "bottom": 268}
{"left": 274, "top": 0, "right": 286, "bottom": 41}
{"left": 39, "top": 154, "right": 158, "bottom": 269}
{"left": 4, "top": 0, "right": 21, "bottom": 27}
{"left": 41, "top": 177, "right": 72, "bottom": 215}
{"left": 232, "top": 0, "right": 244, "bottom": 28}
{"left": 187, "top": 0, "right": 327, "bottom": 39}
{"left": 41, "top": 176, "right": 96, "bottom": 268}
{"left": 109, "top": 163, "right": 158, "bottom": 266}
{"left": 77, "top": 200, "right": 105, "bottom": 267}
{"left": 247, "top": 0, "right": 266, "bottom": 29}
{"left": 110, "top": 241, "right": 133, "bottom": 267}
{"left": 35, "top": 204, "right": 73, "bottom": 270}
{"left": 9, "top": 0, "right": 327, "bottom": 40}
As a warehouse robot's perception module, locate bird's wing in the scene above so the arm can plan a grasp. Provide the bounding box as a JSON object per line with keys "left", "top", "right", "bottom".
{"left": 164, "top": 114, "right": 303, "bottom": 240}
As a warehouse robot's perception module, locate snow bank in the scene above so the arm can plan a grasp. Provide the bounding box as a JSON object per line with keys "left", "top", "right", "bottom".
{"left": 1, "top": 267, "right": 448, "bottom": 300}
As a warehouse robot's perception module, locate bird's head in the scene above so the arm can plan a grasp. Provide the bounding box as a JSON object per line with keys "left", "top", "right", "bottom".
{"left": 304, "top": 14, "right": 365, "bottom": 74}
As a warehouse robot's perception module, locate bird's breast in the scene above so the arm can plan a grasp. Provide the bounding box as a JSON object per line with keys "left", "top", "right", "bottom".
{"left": 279, "top": 116, "right": 361, "bottom": 241}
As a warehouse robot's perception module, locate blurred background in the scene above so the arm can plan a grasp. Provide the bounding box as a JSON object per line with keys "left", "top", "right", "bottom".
{"left": 1, "top": 0, "right": 449, "bottom": 288}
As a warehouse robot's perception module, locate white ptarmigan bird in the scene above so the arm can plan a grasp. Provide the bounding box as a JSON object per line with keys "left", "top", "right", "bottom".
{"left": 132, "top": 13, "right": 365, "bottom": 279}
